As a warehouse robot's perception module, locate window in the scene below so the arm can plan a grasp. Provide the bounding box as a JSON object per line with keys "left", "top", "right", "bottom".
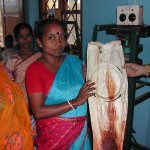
{"left": 0, "top": 0, "right": 23, "bottom": 47}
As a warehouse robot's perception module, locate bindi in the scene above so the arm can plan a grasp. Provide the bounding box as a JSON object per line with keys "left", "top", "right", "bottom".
{"left": 56, "top": 32, "right": 60, "bottom": 35}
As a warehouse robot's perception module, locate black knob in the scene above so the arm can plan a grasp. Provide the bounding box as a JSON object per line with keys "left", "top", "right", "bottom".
{"left": 119, "top": 13, "right": 126, "bottom": 22}
{"left": 128, "top": 13, "right": 136, "bottom": 22}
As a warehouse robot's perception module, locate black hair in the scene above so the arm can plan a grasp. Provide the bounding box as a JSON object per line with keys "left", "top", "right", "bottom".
{"left": 4, "top": 34, "right": 13, "bottom": 48}
{"left": 35, "top": 19, "right": 68, "bottom": 40}
{"left": 13, "top": 23, "right": 33, "bottom": 40}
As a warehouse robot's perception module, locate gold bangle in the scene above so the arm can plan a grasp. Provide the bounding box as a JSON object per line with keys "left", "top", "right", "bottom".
{"left": 146, "top": 64, "right": 150, "bottom": 77}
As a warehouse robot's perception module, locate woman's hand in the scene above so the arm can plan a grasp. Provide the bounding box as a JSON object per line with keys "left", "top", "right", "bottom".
{"left": 28, "top": 80, "right": 95, "bottom": 119}
{"left": 124, "top": 63, "right": 146, "bottom": 77}
{"left": 73, "top": 80, "right": 96, "bottom": 106}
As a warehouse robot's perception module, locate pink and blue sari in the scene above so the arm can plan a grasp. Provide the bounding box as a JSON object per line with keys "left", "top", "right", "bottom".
{"left": 35, "top": 55, "right": 91, "bottom": 150}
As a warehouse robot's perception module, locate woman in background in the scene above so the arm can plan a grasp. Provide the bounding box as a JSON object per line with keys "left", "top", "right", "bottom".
{"left": 0, "top": 62, "right": 33, "bottom": 149}
{"left": 25, "top": 19, "right": 95, "bottom": 149}
{"left": 6, "top": 23, "right": 42, "bottom": 104}
{"left": 1, "top": 34, "right": 17, "bottom": 64}
{"left": 6, "top": 23, "right": 42, "bottom": 135}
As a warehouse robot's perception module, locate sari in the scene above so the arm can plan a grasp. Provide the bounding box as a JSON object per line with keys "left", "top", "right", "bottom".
{"left": 6, "top": 52, "right": 42, "bottom": 105}
{"left": 1, "top": 47, "right": 17, "bottom": 64}
{"left": 35, "top": 55, "right": 91, "bottom": 150}
{"left": 6, "top": 52, "right": 42, "bottom": 137}
{"left": 0, "top": 62, "right": 33, "bottom": 150}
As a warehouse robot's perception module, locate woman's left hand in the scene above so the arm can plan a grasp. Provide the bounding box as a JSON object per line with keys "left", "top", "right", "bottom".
{"left": 73, "top": 80, "right": 96, "bottom": 106}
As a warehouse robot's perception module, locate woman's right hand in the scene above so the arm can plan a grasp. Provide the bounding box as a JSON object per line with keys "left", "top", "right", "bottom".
{"left": 73, "top": 80, "right": 96, "bottom": 106}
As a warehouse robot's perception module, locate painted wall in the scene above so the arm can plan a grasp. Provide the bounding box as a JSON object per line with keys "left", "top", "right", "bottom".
{"left": 23, "top": 0, "right": 39, "bottom": 50}
{"left": 83, "top": 0, "right": 150, "bottom": 148}
{"left": 24, "top": 0, "right": 39, "bottom": 29}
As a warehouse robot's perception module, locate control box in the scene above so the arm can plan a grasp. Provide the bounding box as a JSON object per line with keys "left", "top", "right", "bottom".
{"left": 117, "top": 5, "right": 143, "bottom": 25}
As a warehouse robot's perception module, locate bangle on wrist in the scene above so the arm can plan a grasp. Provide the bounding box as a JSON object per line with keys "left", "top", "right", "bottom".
{"left": 146, "top": 64, "right": 150, "bottom": 77}
{"left": 67, "top": 100, "right": 77, "bottom": 109}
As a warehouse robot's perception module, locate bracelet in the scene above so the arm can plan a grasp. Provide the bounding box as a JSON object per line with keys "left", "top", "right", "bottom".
{"left": 146, "top": 64, "right": 150, "bottom": 77}
{"left": 67, "top": 100, "right": 75, "bottom": 109}
{"left": 67, "top": 101, "right": 76, "bottom": 109}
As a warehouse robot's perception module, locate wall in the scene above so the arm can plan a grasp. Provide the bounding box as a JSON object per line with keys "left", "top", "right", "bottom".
{"left": 82, "top": 0, "right": 128, "bottom": 61}
{"left": 23, "top": 0, "right": 39, "bottom": 50}
{"left": 24, "top": 0, "right": 39, "bottom": 29}
{"left": 83, "top": 0, "right": 150, "bottom": 148}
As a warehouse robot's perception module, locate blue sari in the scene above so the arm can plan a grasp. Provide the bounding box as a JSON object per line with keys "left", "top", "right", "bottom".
{"left": 44, "top": 54, "right": 91, "bottom": 150}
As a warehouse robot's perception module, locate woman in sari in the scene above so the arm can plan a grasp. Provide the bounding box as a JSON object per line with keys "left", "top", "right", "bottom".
{"left": 25, "top": 19, "right": 95, "bottom": 150}
{"left": 6, "top": 23, "right": 42, "bottom": 105}
{"left": 0, "top": 62, "right": 33, "bottom": 149}
{"left": 6, "top": 23, "right": 42, "bottom": 136}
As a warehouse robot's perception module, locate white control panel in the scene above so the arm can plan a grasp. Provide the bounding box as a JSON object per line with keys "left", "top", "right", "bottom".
{"left": 117, "top": 5, "right": 143, "bottom": 25}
